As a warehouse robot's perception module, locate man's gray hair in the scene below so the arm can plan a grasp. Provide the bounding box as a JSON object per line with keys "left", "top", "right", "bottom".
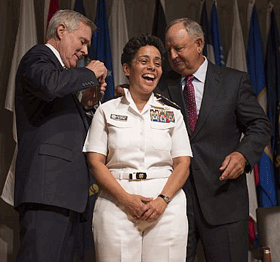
{"left": 166, "top": 18, "right": 204, "bottom": 42}
{"left": 46, "top": 10, "right": 96, "bottom": 41}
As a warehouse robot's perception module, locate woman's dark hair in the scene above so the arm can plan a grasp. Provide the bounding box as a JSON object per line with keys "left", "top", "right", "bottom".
{"left": 121, "top": 35, "right": 165, "bottom": 66}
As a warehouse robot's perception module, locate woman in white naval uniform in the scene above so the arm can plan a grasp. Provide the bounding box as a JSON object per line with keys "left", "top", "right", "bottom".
{"left": 83, "top": 35, "right": 192, "bottom": 262}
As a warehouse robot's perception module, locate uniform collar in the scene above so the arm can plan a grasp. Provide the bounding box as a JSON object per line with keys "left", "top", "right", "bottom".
{"left": 122, "top": 88, "right": 169, "bottom": 114}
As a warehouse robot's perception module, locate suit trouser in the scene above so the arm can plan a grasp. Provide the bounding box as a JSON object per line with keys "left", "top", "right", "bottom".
{"left": 93, "top": 178, "right": 188, "bottom": 262}
{"left": 185, "top": 179, "right": 248, "bottom": 262}
{"left": 16, "top": 203, "right": 81, "bottom": 262}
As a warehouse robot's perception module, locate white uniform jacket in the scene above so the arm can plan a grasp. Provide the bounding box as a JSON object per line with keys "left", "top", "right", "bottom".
{"left": 83, "top": 88, "right": 192, "bottom": 175}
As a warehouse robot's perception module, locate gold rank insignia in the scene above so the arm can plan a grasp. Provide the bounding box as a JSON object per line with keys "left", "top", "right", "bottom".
{"left": 154, "top": 93, "right": 181, "bottom": 110}
{"left": 89, "top": 183, "right": 99, "bottom": 196}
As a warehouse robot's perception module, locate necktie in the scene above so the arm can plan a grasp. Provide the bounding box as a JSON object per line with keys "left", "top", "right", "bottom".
{"left": 183, "top": 75, "right": 197, "bottom": 132}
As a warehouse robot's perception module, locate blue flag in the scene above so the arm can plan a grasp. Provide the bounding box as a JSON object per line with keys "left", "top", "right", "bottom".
{"left": 247, "top": 4, "right": 278, "bottom": 207}
{"left": 210, "top": 1, "right": 225, "bottom": 66}
{"left": 199, "top": 0, "right": 215, "bottom": 63}
{"left": 265, "top": 6, "right": 280, "bottom": 192}
{"left": 90, "top": 0, "right": 115, "bottom": 102}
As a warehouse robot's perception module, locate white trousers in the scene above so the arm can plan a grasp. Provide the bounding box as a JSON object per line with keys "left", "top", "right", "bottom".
{"left": 92, "top": 178, "right": 188, "bottom": 262}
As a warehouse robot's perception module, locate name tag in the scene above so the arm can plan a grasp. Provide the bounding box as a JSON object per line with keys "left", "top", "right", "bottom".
{"left": 150, "top": 109, "right": 175, "bottom": 123}
{"left": 110, "top": 114, "right": 128, "bottom": 121}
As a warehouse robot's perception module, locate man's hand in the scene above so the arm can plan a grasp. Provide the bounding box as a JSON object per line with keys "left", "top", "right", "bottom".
{"left": 86, "top": 60, "right": 107, "bottom": 79}
{"left": 219, "top": 151, "right": 246, "bottom": 181}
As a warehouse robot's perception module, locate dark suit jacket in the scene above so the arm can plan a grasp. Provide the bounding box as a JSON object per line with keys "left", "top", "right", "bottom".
{"left": 14, "top": 44, "right": 99, "bottom": 213}
{"left": 156, "top": 61, "right": 271, "bottom": 225}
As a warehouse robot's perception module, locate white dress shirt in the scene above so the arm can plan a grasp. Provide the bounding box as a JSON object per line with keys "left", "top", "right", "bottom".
{"left": 181, "top": 58, "right": 208, "bottom": 115}
{"left": 45, "top": 43, "right": 65, "bottom": 67}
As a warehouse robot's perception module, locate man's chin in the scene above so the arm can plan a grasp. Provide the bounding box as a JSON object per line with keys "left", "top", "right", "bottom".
{"left": 170, "top": 64, "right": 184, "bottom": 73}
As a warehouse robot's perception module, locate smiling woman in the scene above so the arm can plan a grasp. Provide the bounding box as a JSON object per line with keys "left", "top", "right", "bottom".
{"left": 120, "top": 35, "right": 165, "bottom": 111}
{"left": 83, "top": 34, "right": 193, "bottom": 262}
{"left": 122, "top": 45, "right": 163, "bottom": 110}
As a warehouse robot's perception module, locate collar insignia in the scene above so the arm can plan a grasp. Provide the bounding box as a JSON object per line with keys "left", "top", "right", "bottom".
{"left": 154, "top": 93, "right": 181, "bottom": 110}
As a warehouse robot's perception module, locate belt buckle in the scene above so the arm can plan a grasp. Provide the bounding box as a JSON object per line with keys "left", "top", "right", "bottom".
{"left": 129, "top": 172, "right": 147, "bottom": 181}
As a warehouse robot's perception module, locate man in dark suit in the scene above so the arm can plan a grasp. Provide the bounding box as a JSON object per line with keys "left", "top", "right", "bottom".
{"left": 155, "top": 18, "right": 271, "bottom": 262}
{"left": 14, "top": 10, "right": 107, "bottom": 262}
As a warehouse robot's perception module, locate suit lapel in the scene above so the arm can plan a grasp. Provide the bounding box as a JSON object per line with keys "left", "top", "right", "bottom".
{"left": 192, "top": 62, "right": 222, "bottom": 139}
{"left": 165, "top": 63, "right": 223, "bottom": 139}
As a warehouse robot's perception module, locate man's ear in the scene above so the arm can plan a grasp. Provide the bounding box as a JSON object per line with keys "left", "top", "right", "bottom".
{"left": 195, "top": 37, "right": 204, "bottom": 54}
{"left": 123, "top": 63, "right": 130, "bottom": 77}
{"left": 56, "top": 24, "right": 67, "bottom": 40}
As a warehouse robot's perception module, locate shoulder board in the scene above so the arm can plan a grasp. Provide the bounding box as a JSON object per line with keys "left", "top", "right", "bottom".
{"left": 154, "top": 93, "right": 181, "bottom": 110}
